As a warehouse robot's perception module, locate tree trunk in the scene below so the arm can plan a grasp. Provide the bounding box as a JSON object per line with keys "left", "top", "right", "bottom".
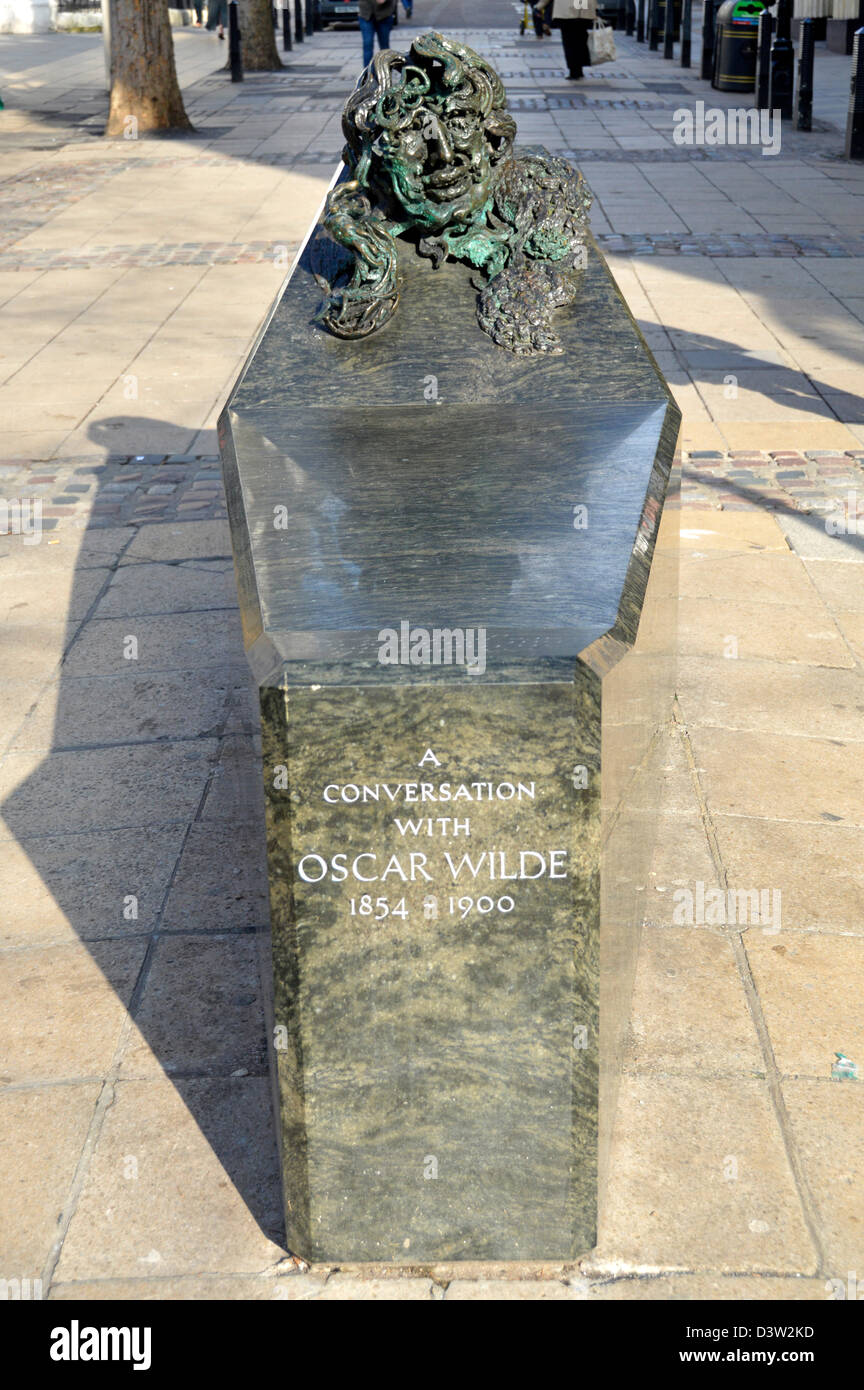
{"left": 106, "top": 0, "right": 193, "bottom": 136}
{"left": 239, "top": 0, "right": 284, "bottom": 70}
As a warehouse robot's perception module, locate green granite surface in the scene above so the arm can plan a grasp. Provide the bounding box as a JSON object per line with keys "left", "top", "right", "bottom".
{"left": 220, "top": 151, "right": 680, "bottom": 1262}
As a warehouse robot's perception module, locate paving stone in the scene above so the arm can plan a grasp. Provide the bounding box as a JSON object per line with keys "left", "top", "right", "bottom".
{"left": 687, "top": 728, "right": 864, "bottom": 827}
{"left": 0, "top": 681, "right": 44, "bottom": 752}
{"left": 646, "top": 814, "right": 720, "bottom": 927}
{"left": 0, "top": 740, "right": 218, "bottom": 839}
{"left": 162, "top": 821, "right": 268, "bottom": 933}
{"left": 595, "top": 1075, "right": 817, "bottom": 1274}
{"left": 783, "top": 1080, "right": 864, "bottom": 1275}
{"left": 95, "top": 560, "right": 237, "bottom": 617}
{"left": 199, "top": 734, "right": 266, "bottom": 826}
{"left": 61, "top": 609, "right": 246, "bottom": 676}
{"left": 677, "top": 510, "right": 789, "bottom": 553}
{"left": 119, "top": 519, "right": 232, "bottom": 564}
{"left": 0, "top": 825, "right": 185, "bottom": 948}
{"left": 712, "top": 816, "right": 864, "bottom": 936}
{"left": 443, "top": 1279, "right": 582, "bottom": 1300}
{"left": 306, "top": 1277, "right": 437, "bottom": 1300}
{"left": 676, "top": 659, "right": 864, "bottom": 739}
{"left": 833, "top": 609, "right": 864, "bottom": 663}
{"left": 801, "top": 559, "right": 864, "bottom": 613}
{"left": 778, "top": 514, "right": 864, "bottom": 563}
{"left": 0, "top": 939, "right": 147, "bottom": 1084}
{"left": 54, "top": 1076, "right": 285, "bottom": 1280}
{"left": 627, "top": 928, "right": 761, "bottom": 1075}
{"left": 676, "top": 598, "right": 852, "bottom": 668}
{"left": 678, "top": 552, "right": 835, "bottom": 607}
{"left": 746, "top": 935, "right": 864, "bottom": 1079}
{"left": 11, "top": 667, "right": 252, "bottom": 751}
{"left": 48, "top": 1274, "right": 331, "bottom": 1300}
{"left": 0, "top": 1084, "right": 101, "bottom": 1276}
{"left": 0, "top": 565, "right": 108, "bottom": 624}
{"left": 585, "top": 1274, "right": 833, "bottom": 1300}
{"left": 120, "top": 935, "right": 267, "bottom": 1079}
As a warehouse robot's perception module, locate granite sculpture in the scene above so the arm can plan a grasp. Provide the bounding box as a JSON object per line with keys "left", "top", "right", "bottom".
{"left": 219, "top": 33, "right": 680, "bottom": 1262}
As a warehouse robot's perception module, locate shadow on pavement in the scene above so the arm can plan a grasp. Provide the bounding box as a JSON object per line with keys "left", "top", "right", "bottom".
{"left": 0, "top": 413, "right": 287, "bottom": 1272}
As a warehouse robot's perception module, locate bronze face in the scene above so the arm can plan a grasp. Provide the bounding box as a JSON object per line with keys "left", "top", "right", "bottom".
{"left": 317, "top": 32, "right": 592, "bottom": 354}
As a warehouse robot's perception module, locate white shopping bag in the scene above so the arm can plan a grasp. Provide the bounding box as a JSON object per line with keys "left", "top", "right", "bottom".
{"left": 587, "top": 17, "right": 617, "bottom": 64}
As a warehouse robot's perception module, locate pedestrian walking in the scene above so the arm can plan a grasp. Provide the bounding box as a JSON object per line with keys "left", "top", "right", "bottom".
{"left": 206, "top": 0, "right": 228, "bottom": 39}
{"left": 358, "top": 0, "right": 396, "bottom": 68}
{"left": 532, "top": 0, "right": 552, "bottom": 37}
{"left": 192, "top": 1, "right": 204, "bottom": 24}
{"left": 401, "top": 0, "right": 413, "bottom": 15}
{"left": 551, "top": 0, "right": 596, "bottom": 79}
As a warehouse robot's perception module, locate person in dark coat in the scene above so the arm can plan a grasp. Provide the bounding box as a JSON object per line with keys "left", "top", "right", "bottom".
{"left": 358, "top": 0, "right": 396, "bottom": 68}
{"left": 206, "top": 0, "right": 228, "bottom": 39}
{"left": 551, "top": 0, "right": 596, "bottom": 79}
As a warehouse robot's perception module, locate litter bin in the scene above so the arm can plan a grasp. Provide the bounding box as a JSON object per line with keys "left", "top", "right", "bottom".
{"left": 712, "top": 0, "right": 765, "bottom": 90}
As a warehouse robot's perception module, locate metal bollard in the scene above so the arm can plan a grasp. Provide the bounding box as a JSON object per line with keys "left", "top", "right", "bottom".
{"left": 305, "top": 0, "right": 313, "bottom": 37}
{"left": 663, "top": 0, "right": 674, "bottom": 57}
{"left": 769, "top": 0, "right": 794, "bottom": 121}
{"left": 295, "top": 0, "right": 303, "bottom": 41}
{"left": 700, "top": 0, "right": 717, "bottom": 80}
{"left": 795, "top": 16, "right": 814, "bottom": 131}
{"left": 637, "top": 0, "right": 645, "bottom": 41}
{"left": 228, "top": 0, "right": 243, "bottom": 81}
{"left": 649, "top": 0, "right": 660, "bottom": 49}
{"left": 626, "top": 0, "right": 635, "bottom": 35}
{"left": 681, "top": 0, "right": 691, "bottom": 66}
{"left": 846, "top": 26, "right": 864, "bottom": 159}
{"left": 755, "top": 7, "right": 773, "bottom": 109}
{"left": 282, "top": 2, "right": 292, "bottom": 50}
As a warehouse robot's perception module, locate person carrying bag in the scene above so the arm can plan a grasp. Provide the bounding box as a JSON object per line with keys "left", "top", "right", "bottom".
{"left": 551, "top": 0, "right": 598, "bottom": 81}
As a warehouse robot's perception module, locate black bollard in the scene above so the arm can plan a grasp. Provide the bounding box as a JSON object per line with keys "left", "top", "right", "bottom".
{"left": 769, "top": 0, "right": 794, "bottom": 121}
{"left": 228, "top": 0, "right": 243, "bottom": 81}
{"left": 626, "top": 0, "right": 635, "bottom": 36}
{"left": 305, "top": 0, "right": 313, "bottom": 37}
{"left": 637, "top": 0, "right": 645, "bottom": 41}
{"left": 847, "top": 26, "right": 864, "bottom": 159}
{"left": 795, "top": 16, "right": 814, "bottom": 131}
{"left": 681, "top": 0, "right": 691, "bottom": 66}
{"left": 313, "top": 0, "right": 322, "bottom": 29}
{"left": 649, "top": 0, "right": 660, "bottom": 49}
{"left": 755, "top": 8, "right": 773, "bottom": 109}
{"left": 663, "top": 0, "right": 674, "bottom": 57}
{"left": 282, "top": 2, "right": 292, "bottom": 50}
{"left": 295, "top": 0, "right": 303, "bottom": 42}
{"left": 700, "top": 0, "right": 717, "bottom": 80}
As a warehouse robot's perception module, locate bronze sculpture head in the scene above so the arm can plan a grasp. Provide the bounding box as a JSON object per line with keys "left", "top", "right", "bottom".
{"left": 316, "top": 32, "right": 592, "bottom": 356}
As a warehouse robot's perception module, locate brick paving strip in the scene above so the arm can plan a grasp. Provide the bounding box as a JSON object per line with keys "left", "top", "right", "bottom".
{"left": 0, "top": 455, "right": 227, "bottom": 528}
{"left": 3, "top": 231, "right": 864, "bottom": 272}
{"left": 2, "top": 450, "right": 863, "bottom": 533}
